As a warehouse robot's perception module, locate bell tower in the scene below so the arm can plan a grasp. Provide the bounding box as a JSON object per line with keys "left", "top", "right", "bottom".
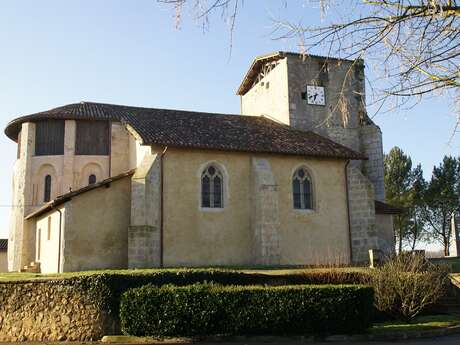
{"left": 238, "top": 52, "right": 390, "bottom": 263}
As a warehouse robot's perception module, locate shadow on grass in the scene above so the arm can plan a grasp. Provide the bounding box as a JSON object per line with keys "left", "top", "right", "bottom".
{"left": 371, "top": 314, "right": 460, "bottom": 334}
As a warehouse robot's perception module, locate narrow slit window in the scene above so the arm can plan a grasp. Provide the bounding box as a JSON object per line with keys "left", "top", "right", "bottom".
{"left": 201, "top": 165, "right": 224, "bottom": 208}
{"left": 292, "top": 168, "right": 313, "bottom": 210}
{"left": 88, "top": 174, "right": 97, "bottom": 185}
{"left": 44, "top": 175, "right": 52, "bottom": 202}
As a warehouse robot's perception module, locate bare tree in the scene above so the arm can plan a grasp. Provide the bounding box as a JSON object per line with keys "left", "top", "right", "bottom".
{"left": 159, "top": 0, "right": 460, "bottom": 120}
{"left": 370, "top": 253, "right": 449, "bottom": 321}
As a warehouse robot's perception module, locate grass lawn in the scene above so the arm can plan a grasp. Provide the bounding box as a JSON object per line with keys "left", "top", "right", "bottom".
{"left": 0, "top": 266, "right": 368, "bottom": 282}
{"left": 371, "top": 314, "right": 460, "bottom": 334}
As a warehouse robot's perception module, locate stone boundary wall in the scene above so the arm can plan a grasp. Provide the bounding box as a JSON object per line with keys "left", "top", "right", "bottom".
{"left": 0, "top": 279, "right": 115, "bottom": 341}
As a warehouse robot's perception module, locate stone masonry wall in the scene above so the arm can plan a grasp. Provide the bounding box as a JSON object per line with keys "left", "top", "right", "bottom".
{"left": 360, "top": 124, "right": 385, "bottom": 201}
{"left": 251, "top": 158, "right": 281, "bottom": 265}
{"left": 9, "top": 122, "right": 35, "bottom": 272}
{"left": 129, "top": 149, "right": 161, "bottom": 268}
{"left": 286, "top": 56, "right": 365, "bottom": 134}
{"left": 0, "top": 280, "right": 115, "bottom": 341}
{"left": 347, "top": 166, "right": 379, "bottom": 264}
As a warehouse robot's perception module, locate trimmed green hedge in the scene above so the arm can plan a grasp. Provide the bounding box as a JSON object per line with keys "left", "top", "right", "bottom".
{"left": 67, "top": 269, "right": 368, "bottom": 318}
{"left": 120, "top": 284, "right": 374, "bottom": 336}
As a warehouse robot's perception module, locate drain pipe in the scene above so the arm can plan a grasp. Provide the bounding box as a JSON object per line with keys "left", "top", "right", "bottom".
{"left": 159, "top": 146, "right": 168, "bottom": 268}
{"left": 344, "top": 160, "right": 353, "bottom": 265}
{"left": 56, "top": 208, "right": 63, "bottom": 273}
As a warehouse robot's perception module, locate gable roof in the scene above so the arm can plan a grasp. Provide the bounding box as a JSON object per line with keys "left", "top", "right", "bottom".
{"left": 0, "top": 239, "right": 7, "bottom": 251}
{"left": 5, "top": 101, "right": 365, "bottom": 160}
{"left": 375, "top": 200, "right": 403, "bottom": 215}
{"left": 25, "top": 170, "right": 135, "bottom": 220}
{"left": 237, "top": 51, "right": 360, "bottom": 96}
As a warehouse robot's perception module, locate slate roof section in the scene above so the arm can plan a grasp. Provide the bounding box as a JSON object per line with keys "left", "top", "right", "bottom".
{"left": 25, "top": 170, "right": 135, "bottom": 220}
{"left": 0, "top": 239, "right": 7, "bottom": 251}
{"left": 375, "top": 200, "right": 403, "bottom": 215}
{"left": 5, "top": 101, "right": 366, "bottom": 160}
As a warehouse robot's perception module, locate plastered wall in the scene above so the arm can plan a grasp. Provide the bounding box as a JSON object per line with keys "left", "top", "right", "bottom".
{"left": 241, "top": 59, "right": 290, "bottom": 123}
{"left": 161, "top": 148, "right": 350, "bottom": 266}
{"left": 9, "top": 120, "right": 131, "bottom": 271}
{"left": 35, "top": 207, "right": 64, "bottom": 274}
{"left": 62, "top": 177, "right": 131, "bottom": 272}
{"left": 0, "top": 251, "right": 7, "bottom": 272}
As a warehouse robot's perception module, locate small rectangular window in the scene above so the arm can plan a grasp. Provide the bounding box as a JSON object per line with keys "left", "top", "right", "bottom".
{"left": 35, "top": 120, "right": 65, "bottom": 156}
{"left": 75, "top": 121, "right": 110, "bottom": 155}
{"left": 318, "top": 61, "right": 329, "bottom": 83}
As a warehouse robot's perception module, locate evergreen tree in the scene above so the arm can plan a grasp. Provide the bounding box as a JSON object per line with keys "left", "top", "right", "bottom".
{"left": 384, "top": 147, "right": 415, "bottom": 252}
{"left": 424, "top": 156, "right": 460, "bottom": 256}
{"left": 407, "top": 164, "right": 427, "bottom": 251}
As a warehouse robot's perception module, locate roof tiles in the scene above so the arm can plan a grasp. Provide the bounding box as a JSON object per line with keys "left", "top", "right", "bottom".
{"left": 5, "top": 102, "right": 366, "bottom": 160}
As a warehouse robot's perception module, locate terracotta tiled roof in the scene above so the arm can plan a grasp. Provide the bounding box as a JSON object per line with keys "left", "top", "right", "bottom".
{"left": 375, "top": 200, "right": 403, "bottom": 215}
{"left": 0, "top": 239, "right": 7, "bottom": 250}
{"left": 5, "top": 101, "right": 366, "bottom": 160}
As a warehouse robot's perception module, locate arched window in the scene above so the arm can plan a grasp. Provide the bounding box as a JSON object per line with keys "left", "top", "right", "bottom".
{"left": 292, "top": 167, "right": 313, "bottom": 210}
{"left": 44, "top": 175, "right": 52, "bottom": 202}
{"left": 201, "top": 165, "right": 223, "bottom": 208}
{"left": 88, "top": 174, "right": 97, "bottom": 185}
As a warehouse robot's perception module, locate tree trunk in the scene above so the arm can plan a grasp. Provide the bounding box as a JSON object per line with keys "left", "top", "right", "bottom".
{"left": 411, "top": 213, "right": 418, "bottom": 251}
{"left": 443, "top": 216, "right": 450, "bottom": 257}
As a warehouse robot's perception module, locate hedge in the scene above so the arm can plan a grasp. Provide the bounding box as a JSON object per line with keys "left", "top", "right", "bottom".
{"left": 66, "top": 268, "right": 368, "bottom": 317}
{"left": 120, "top": 284, "right": 374, "bottom": 336}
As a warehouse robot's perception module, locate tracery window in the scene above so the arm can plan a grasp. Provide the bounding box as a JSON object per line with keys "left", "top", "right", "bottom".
{"left": 292, "top": 167, "right": 313, "bottom": 210}
{"left": 201, "top": 165, "right": 223, "bottom": 208}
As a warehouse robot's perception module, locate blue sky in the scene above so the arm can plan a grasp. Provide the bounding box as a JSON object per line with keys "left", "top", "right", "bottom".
{"left": 0, "top": 1, "right": 458, "bottom": 239}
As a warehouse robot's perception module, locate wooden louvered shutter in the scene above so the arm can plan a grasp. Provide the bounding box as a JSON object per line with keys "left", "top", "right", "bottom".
{"left": 35, "top": 120, "right": 65, "bottom": 156}
{"left": 75, "top": 121, "right": 110, "bottom": 155}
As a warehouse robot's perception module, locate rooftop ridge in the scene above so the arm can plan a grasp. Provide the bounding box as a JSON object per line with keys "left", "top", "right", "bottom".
{"left": 4, "top": 101, "right": 367, "bottom": 161}
{"left": 36, "top": 100, "right": 267, "bottom": 120}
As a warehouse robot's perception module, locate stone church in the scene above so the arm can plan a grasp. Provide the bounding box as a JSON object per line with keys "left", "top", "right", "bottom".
{"left": 5, "top": 52, "right": 399, "bottom": 273}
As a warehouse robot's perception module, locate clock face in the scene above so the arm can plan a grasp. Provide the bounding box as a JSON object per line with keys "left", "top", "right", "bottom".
{"left": 306, "top": 85, "right": 325, "bottom": 105}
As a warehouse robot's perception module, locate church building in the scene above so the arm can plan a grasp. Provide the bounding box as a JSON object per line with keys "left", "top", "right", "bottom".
{"left": 5, "top": 52, "right": 398, "bottom": 273}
